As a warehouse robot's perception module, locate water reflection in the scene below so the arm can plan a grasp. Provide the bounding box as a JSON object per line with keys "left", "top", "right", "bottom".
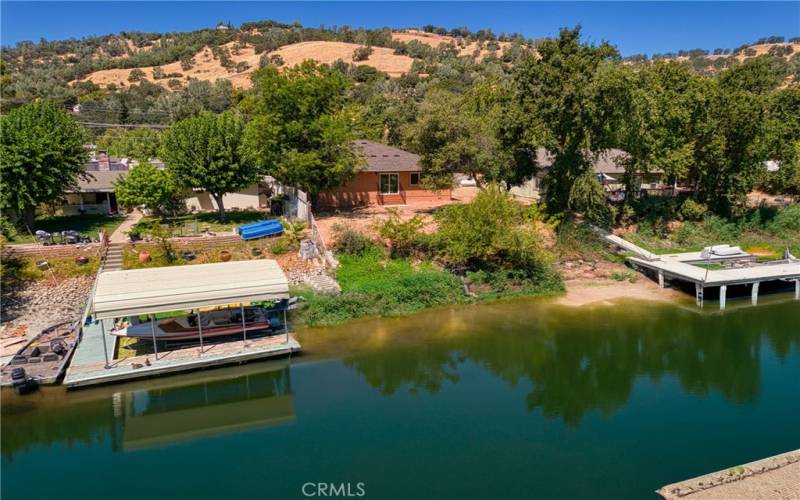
{"left": 2, "top": 361, "right": 294, "bottom": 458}
{"left": 333, "top": 299, "right": 799, "bottom": 426}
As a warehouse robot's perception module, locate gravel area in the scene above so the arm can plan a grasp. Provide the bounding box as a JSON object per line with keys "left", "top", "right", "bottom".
{"left": 1, "top": 275, "right": 93, "bottom": 339}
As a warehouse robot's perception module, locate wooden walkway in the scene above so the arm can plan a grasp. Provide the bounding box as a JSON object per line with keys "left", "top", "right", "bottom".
{"left": 657, "top": 449, "right": 800, "bottom": 499}
{"left": 64, "top": 331, "right": 300, "bottom": 389}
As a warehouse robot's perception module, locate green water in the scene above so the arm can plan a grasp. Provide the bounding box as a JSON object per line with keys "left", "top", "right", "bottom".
{"left": 2, "top": 296, "right": 799, "bottom": 499}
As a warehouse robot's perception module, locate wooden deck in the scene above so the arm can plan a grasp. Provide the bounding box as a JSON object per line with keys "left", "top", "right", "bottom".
{"left": 657, "top": 449, "right": 800, "bottom": 499}
{"left": 64, "top": 331, "right": 300, "bottom": 389}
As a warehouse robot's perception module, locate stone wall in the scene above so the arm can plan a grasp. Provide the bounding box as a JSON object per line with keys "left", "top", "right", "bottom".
{"left": 3, "top": 243, "right": 101, "bottom": 259}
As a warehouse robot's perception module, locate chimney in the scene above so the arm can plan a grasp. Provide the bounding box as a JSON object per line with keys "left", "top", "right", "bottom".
{"left": 97, "top": 150, "right": 110, "bottom": 171}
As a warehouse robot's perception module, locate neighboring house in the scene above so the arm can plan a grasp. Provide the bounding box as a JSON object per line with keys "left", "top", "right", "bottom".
{"left": 317, "top": 140, "right": 450, "bottom": 209}
{"left": 57, "top": 151, "right": 129, "bottom": 215}
{"left": 52, "top": 149, "right": 269, "bottom": 216}
{"left": 510, "top": 148, "right": 672, "bottom": 201}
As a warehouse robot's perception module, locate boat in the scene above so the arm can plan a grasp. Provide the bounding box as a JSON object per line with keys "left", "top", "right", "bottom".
{"left": 1, "top": 322, "right": 80, "bottom": 392}
{"left": 238, "top": 220, "right": 284, "bottom": 240}
{"left": 112, "top": 307, "right": 272, "bottom": 341}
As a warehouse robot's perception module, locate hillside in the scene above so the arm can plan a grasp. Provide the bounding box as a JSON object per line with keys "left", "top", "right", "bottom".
{"left": 2, "top": 21, "right": 797, "bottom": 111}
{"left": 75, "top": 41, "right": 415, "bottom": 89}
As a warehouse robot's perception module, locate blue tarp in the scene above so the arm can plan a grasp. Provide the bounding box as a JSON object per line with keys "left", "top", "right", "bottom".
{"left": 238, "top": 220, "right": 284, "bottom": 240}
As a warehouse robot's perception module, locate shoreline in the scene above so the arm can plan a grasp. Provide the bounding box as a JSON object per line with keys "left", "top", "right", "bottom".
{"left": 558, "top": 277, "right": 685, "bottom": 307}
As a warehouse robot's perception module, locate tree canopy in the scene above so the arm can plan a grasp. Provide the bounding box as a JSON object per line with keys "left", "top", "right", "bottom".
{"left": 240, "top": 62, "right": 361, "bottom": 204}
{"left": 0, "top": 101, "right": 88, "bottom": 226}
{"left": 160, "top": 110, "right": 256, "bottom": 220}
{"left": 114, "top": 162, "right": 183, "bottom": 215}
{"left": 507, "top": 27, "right": 620, "bottom": 213}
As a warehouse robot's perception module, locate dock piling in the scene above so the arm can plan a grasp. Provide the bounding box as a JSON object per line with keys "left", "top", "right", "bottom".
{"left": 100, "top": 320, "right": 110, "bottom": 369}
{"left": 796, "top": 279, "right": 799, "bottom": 300}
{"left": 719, "top": 285, "right": 727, "bottom": 310}
{"left": 658, "top": 271, "right": 665, "bottom": 288}
{"left": 751, "top": 282, "right": 760, "bottom": 306}
{"left": 695, "top": 283, "right": 703, "bottom": 307}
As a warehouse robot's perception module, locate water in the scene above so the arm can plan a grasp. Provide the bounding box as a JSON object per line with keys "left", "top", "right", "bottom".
{"left": 2, "top": 296, "right": 799, "bottom": 499}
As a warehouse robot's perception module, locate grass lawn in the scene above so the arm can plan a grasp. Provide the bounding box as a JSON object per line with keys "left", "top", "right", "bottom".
{"left": 6, "top": 214, "right": 125, "bottom": 244}
{"left": 133, "top": 210, "right": 268, "bottom": 237}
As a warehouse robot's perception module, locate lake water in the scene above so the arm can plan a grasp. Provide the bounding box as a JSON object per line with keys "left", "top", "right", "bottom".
{"left": 2, "top": 295, "right": 799, "bottom": 499}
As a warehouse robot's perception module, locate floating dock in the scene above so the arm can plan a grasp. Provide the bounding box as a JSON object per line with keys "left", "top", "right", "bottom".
{"left": 598, "top": 231, "right": 800, "bottom": 309}
{"left": 657, "top": 449, "right": 800, "bottom": 499}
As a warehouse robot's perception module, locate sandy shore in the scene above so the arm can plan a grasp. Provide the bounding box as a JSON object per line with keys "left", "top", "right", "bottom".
{"left": 558, "top": 277, "right": 684, "bottom": 306}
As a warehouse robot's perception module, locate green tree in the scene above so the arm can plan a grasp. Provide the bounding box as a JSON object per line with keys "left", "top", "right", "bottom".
{"left": 96, "top": 128, "right": 163, "bottom": 161}
{"left": 241, "top": 62, "right": 361, "bottom": 206}
{"left": 434, "top": 185, "right": 548, "bottom": 277}
{"left": 0, "top": 101, "right": 88, "bottom": 227}
{"left": 160, "top": 111, "right": 256, "bottom": 221}
{"left": 114, "top": 162, "right": 184, "bottom": 215}
{"left": 507, "top": 26, "right": 619, "bottom": 213}
{"left": 404, "top": 85, "right": 525, "bottom": 189}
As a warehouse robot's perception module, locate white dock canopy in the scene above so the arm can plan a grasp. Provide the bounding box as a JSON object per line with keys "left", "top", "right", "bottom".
{"left": 92, "top": 260, "right": 290, "bottom": 319}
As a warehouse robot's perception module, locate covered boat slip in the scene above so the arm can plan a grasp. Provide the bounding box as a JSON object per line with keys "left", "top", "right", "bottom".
{"left": 64, "top": 260, "right": 301, "bottom": 389}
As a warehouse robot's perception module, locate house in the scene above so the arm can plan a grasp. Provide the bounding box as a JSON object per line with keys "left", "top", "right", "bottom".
{"left": 317, "top": 140, "right": 450, "bottom": 209}
{"left": 57, "top": 151, "right": 130, "bottom": 215}
{"left": 52, "top": 150, "right": 269, "bottom": 216}
{"left": 510, "top": 149, "right": 671, "bottom": 201}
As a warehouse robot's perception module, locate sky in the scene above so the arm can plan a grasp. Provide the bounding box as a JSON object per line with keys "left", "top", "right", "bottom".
{"left": 1, "top": 1, "right": 798, "bottom": 56}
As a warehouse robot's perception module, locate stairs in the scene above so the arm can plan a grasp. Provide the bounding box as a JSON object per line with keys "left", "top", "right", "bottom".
{"left": 103, "top": 242, "right": 125, "bottom": 272}
{"left": 303, "top": 273, "right": 341, "bottom": 295}
{"left": 378, "top": 193, "right": 404, "bottom": 205}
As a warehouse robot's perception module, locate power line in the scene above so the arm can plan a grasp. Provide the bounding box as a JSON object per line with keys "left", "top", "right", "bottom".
{"left": 77, "top": 122, "right": 169, "bottom": 129}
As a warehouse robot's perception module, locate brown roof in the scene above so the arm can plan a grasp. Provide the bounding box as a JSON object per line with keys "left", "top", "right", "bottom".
{"left": 535, "top": 148, "right": 663, "bottom": 175}
{"left": 354, "top": 140, "right": 421, "bottom": 172}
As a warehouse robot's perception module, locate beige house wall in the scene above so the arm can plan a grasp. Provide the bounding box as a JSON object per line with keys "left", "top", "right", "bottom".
{"left": 184, "top": 184, "right": 266, "bottom": 212}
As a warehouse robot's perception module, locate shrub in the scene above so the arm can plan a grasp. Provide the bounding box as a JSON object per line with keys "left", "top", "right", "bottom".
{"left": 269, "top": 54, "right": 284, "bottom": 66}
{"left": 434, "top": 185, "right": 549, "bottom": 277}
{"left": 0, "top": 216, "right": 18, "bottom": 242}
{"left": 270, "top": 240, "right": 289, "bottom": 255}
{"left": 677, "top": 198, "right": 708, "bottom": 221}
{"left": 332, "top": 224, "right": 375, "bottom": 255}
{"left": 373, "top": 208, "right": 424, "bottom": 257}
{"left": 128, "top": 68, "right": 146, "bottom": 82}
{"left": 352, "top": 45, "right": 373, "bottom": 62}
{"left": 767, "top": 204, "right": 800, "bottom": 237}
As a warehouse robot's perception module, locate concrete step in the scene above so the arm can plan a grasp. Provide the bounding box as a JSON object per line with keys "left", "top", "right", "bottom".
{"left": 303, "top": 274, "right": 341, "bottom": 295}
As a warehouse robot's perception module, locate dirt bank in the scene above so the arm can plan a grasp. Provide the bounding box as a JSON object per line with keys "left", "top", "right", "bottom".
{"left": 559, "top": 278, "right": 684, "bottom": 306}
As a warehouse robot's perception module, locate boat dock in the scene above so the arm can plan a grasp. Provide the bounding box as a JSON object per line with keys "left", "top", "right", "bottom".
{"left": 657, "top": 449, "right": 800, "bottom": 499}
{"left": 63, "top": 259, "right": 302, "bottom": 389}
{"left": 64, "top": 327, "right": 300, "bottom": 388}
{"left": 597, "top": 230, "right": 800, "bottom": 309}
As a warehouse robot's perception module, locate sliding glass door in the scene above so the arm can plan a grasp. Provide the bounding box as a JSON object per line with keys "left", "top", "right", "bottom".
{"left": 379, "top": 173, "right": 399, "bottom": 194}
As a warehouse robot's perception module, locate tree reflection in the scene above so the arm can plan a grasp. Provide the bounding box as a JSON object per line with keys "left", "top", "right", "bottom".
{"left": 344, "top": 300, "right": 799, "bottom": 426}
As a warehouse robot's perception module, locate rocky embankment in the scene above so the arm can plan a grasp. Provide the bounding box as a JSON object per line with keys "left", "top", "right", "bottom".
{"left": 1, "top": 275, "right": 93, "bottom": 340}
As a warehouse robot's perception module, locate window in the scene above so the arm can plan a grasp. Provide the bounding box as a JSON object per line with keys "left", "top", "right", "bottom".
{"left": 410, "top": 173, "right": 420, "bottom": 186}
{"left": 379, "top": 173, "right": 399, "bottom": 194}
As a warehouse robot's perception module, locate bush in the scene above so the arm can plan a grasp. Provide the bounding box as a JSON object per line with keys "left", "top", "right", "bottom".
{"left": 374, "top": 209, "right": 424, "bottom": 257}
{"left": 767, "top": 203, "right": 800, "bottom": 237}
{"left": 270, "top": 240, "right": 289, "bottom": 255}
{"left": 0, "top": 216, "right": 18, "bottom": 242}
{"left": 435, "top": 185, "right": 549, "bottom": 276}
{"left": 332, "top": 224, "right": 375, "bottom": 256}
{"left": 677, "top": 198, "right": 708, "bottom": 221}
{"left": 128, "top": 68, "right": 146, "bottom": 82}
{"left": 352, "top": 45, "right": 374, "bottom": 62}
